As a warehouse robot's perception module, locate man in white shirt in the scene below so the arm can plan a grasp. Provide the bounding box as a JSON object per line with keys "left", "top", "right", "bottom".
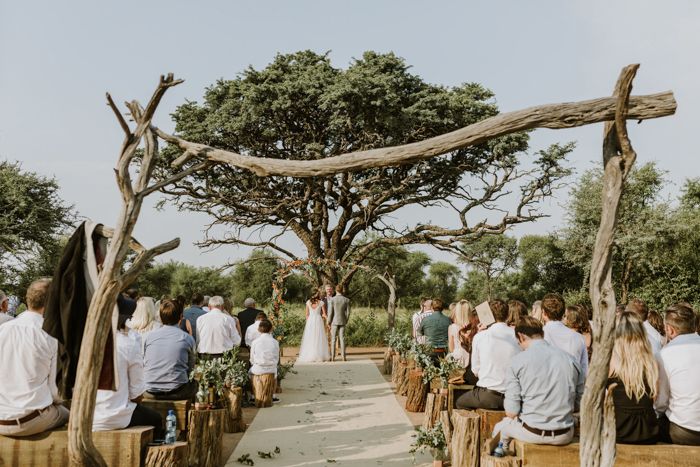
{"left": 0, "top": 279, "right": 69, "bottom": 436}
{"left": 656, "top": 303, "right": 700, "bottom": 445}
{"left": 412, "top": 298, "right": 433, "bottom": 345}
{"left": 541, "top": 293, "right": 588, "bottom": 375}
{"left": 249, "top": 320, "right": 280, "bottom": 377}
{"left": 0, "top": 291, "right": 13, "bottom": 326}
{"left": 245, "top": 311, "right": 267, "bottom": 347}
{"left": 456, "top": 299, "right": 521, "bottom": 410}
{"left": 197, "top": 296, "right": 241, "bottom": 358}
{"left": 626, "top": 298, "right": 663, "bottom": 354}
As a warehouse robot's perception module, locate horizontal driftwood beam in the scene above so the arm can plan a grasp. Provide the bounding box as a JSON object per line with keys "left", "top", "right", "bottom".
{"left": 159, "top": 90, "right": 676, "bottom": 177}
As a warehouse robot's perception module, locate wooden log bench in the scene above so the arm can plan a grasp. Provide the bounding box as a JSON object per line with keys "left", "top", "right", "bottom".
{"left": 513, "top": 438, "right": 700, "bottom": 466}
{"left": 145, "top": 441, "right": 188, "bottom": 467}
{"left": 187, "top": 408, "right": 225, "bottom": 467}
{"left": 0, "top": 426, "right": 152, "bottom": 467}
{"left": 141, "top": 399, "right": 190, "bottom": 431}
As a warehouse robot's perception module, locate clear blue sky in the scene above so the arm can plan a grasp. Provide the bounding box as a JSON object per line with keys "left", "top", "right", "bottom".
{"left": 1, "top": 1, "right": 697, "bottom": 267}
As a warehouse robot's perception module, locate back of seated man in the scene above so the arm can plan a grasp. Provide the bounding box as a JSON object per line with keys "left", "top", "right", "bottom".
{"left": 0, "top": 279, "right": 69, "bottom": 437}
{"left": 541, "top": 293, "right": 588, "bottom": 375}
{"left": 656, "top": 303, "right": 700, "bottom": 445}
{"left": 93, "top": 314, "right": 163, "bottom": 439}
{"left": 492, "top": 316, "right": 584, "bottom": 450}
{"left": 249, "top": 319, "right": 280, "bottom": 402}
{"left": 245, "top": 311, "right": 267, "bottom": 348}
{"left": 197, "top": 296, "right": 241, "bottom": 359}
{"left": 143, "top": 299, "right": 197, "bottom": 401}
{"left": 455, "top": 299, "right": 521, "bottom": 410}
{"left": 418, "top": 298, "right": 451, "bottom": 362}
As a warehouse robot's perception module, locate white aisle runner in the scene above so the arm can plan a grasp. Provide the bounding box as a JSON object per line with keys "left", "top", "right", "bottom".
{"left": 226, "top": 359, "right": 431, "bottom": 467}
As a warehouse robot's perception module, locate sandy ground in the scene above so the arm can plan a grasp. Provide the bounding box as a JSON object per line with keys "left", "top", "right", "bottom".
{"left": 221, "top": 347, "right": 430, "bottom": 467}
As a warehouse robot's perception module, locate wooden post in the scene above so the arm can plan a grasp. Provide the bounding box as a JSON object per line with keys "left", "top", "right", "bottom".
{"left": 440, "top": 410, "right": 452, "bottom": 458}
{"left": 397, "top": 360, "right": 411, "bottom": 396}
{"left": 451, "top": 410, "right": 480, "bottom": 467}
{"left": 223, "top": 386, "right": 245, "bottom": 433}
{"left": 145, "top": 441, "right": 188, "bottom": 467}
{"left": 187, "top": 409, "right": 225, "bottom": 467}
{"left": 405, "top": 369, "right": 428, "bottom": 412}
{"left": 383, "top": 348, "right": 394, "bottom": 375}
{"left": 252, "top": 373, "right": 276, "bottom": 408}
{"left": 391, "top": 354, "right": 401, "bottom": 384}
{"left": 580, "top": 65, "right": 640, "bottom": 467}
{"left": 423, "top": 391, "right": 446, "bottom": 428}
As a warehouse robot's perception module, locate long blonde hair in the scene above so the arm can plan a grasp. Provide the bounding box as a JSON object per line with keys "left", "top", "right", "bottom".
{"left": 451, "top": 300, "right": 473, "bottom": 327}
{"left": 609, "top": 312, "right": 658, "bottom": 401}
{"left": 129, "top": 297, "right": 159, "bottom": 333}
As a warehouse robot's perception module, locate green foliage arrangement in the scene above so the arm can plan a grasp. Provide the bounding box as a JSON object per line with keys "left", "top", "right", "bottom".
{"left": 409, "top": 341, "right": 435, "bottom": 371}
{"left": 190, "top": 348, "right": 249, "bottom": 403}
{"left": 422, "top": 356, "right": 462, "bottom": 387}
{"left": 386, "top": 327, "right": 413, "bottom": 358}
{"left": 277, "top": 360, "right": 297, "bottom": 382}
{"left": 410, "top": 421, "right": 447, "bottom": 461}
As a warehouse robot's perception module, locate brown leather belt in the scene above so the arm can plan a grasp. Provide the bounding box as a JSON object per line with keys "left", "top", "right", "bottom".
{"left": 521, "top": 421, "right": 571, "bottom": 437}
{"left": 433, "top": 348, "right": 447, "bottom": 353}
{"left": 0, "top": 409, "right": 42, "bottom": 426}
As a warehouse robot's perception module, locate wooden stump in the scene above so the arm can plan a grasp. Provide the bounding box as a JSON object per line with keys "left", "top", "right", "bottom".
{"left": 480, "top": 453, "right": 520, "bottom": 467}
{"left": 477, "top": 409, "right": 506, "bottom": 448}
{"left": 397, "top": 361, "right": 411, "bottom": 396}
{"left": 145, "top": 441, "right": 188, "bottom": 467}
{"left": 391, "top": 354, "right": 401, "bottom": 384}
{"left": 440, "top": 410, "right": 452, "bottom": 457}
{"left": 223, "top": 386, "right": 245, "bottom": 433}
{"left": 187, "top": 408, "right": 225, "bottom": 467}
{"left": 450, "top": 410, "right": 480, "bottom": 467}
{"left": 423, "top": 392, "right": 446, "bottom": 428}
{"left": 252, "top": 373, "right": 276, "bottom": 408}
{"left": 383, "top": 348, "right": 394, "bottom": 375}
{"left": 405, "top": 369, "right": 428, "bottom": 412}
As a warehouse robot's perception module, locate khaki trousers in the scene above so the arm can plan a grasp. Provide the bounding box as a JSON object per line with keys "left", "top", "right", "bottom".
{"left": 0, "top": 403, "right": 69, "bottom": 437}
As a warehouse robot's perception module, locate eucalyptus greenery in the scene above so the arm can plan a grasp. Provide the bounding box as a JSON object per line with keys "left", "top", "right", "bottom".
{"left": 386, "top": 328, "right": 412, "bottom": 358}
{"left": 422, "top": 356, "right": 462, "bottom": 387}
{"left": 410, "top": 421, "right": 447, "bottom": 460}
{"left": 409, "top": 341, "right": 435, "bottom": 371}
{"left": 190, "top": 348, "right": 249, "bottom": 403}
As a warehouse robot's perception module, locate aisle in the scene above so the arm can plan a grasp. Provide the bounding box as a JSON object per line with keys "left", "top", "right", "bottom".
{"left": 226, "top": 359, "right": 431, "bottom": 466}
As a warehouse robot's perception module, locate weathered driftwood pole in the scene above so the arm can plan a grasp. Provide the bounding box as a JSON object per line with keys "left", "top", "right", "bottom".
{"left": 68, "top": 75, "right": 210, "bottom": 466}
{"left": 579, "top": 65, "right": 641, "bottom": 467}
{"left": 450, "top": 410, "right": 480, "bottom": 467}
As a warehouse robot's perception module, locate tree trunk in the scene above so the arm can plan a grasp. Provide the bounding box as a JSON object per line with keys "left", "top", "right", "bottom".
{"left": 383, "top": 348, "right": 394, "bottom": 375}
{"left": 376, "top": 273, "right": 397, "bottom": 330}
{"left": 620, "top": 257, "right": 633, "bottom": 304}
{"left": 187, "top": 409, "right": 225, "bottom": 467}
{"left": 252, "top": 373, "right": 276, "bottom": 408}
{"left": 223, "top": 386, "right": 245, "bottom": 433}
{"left": 405, "top": 369, "right": 428, "bottom": 412}
{"left": 145, "top": 441, "right": 188, "bottom": 467}
{"left": 580, "top": 65, "right": 640, "bottom": 467}
{"left": 450, "top": 410, "right": 480, "bottom": 467}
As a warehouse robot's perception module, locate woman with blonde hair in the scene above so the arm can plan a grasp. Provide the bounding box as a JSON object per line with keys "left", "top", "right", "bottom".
{"left": 447, "top": 300, "right": 472, "bottom": 367}
{"left": 127, "top": 297, "right": 161, "bottom": 337}
{"left": 608, "top": 311, "right": 659, "bottom": 444}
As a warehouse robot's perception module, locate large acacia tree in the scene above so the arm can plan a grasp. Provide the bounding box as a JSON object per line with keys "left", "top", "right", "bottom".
{"left": 158, "top": 51, "right": 572, "bottom": 287}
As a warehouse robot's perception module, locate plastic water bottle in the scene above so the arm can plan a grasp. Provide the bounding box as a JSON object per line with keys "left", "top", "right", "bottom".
{"left": 165, "top": 410, "right": 177, "bottom": 444}
{"left": 492, "top": 441, "right": 506, "bottom": 458}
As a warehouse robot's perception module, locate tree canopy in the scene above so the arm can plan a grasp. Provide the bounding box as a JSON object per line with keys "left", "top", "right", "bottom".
{"left": 157, "top": 50, "right": 572, "bottom": 288}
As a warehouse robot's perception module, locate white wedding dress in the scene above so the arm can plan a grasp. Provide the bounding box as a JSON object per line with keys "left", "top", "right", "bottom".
{"left": 297, "top": 301, "right": 330, "bottom": 362}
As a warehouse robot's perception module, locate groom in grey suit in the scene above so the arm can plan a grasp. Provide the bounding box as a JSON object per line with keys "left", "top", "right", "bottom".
{"left": 327, "top": 285, "right": 350, "bottom": 361}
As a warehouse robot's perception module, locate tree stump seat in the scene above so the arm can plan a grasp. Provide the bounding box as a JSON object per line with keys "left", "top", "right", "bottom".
{"left": 145, "top": 441, "right": 188, "bottom": 467}
{"left": 513, "top": 438, "right": 700, "bottom": 466}
{"left": 0, "top": 425, "right": 152, "bottom": 467}
{"left": 474, "top": 409, "right": 506, "bottom": 447}
{"left": 187, "top": 408, "right": 225, "bottom": 467}
{"left": 252, "top": 373, "right": 277, "bottom": 408}
{"left": 223, "top": 386, "right": 245, "bottom": 433}
{"left": 447, "top": 383, "right": 474, "bottom": 414}
{"left": 141, "top": 399, "right": 190, "bottom": 431}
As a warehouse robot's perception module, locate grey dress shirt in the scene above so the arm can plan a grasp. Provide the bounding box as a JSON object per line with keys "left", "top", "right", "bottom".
{"left": 504, "top": 339, "right": 584, "bottom": 430}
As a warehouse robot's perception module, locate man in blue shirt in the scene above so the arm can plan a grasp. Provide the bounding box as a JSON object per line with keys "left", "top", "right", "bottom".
{"left": 492, "top": 315, "right": 584, "bottom": 450}
{"left": 144, "top": 300, "right": 197, "bottom": 400}
{"left": 180, "top": 293, "right": 207, "bottom": 339}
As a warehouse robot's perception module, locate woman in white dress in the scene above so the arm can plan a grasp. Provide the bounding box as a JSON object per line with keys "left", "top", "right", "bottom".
{"left": 297, "top": 293, "right": 331, "bottom": 362}
{"left": 447, "top": 300, "right": 473, "bottom": 367}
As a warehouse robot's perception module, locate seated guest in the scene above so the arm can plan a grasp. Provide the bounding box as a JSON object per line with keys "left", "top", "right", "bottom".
{"left": 181, "top": 293, "right": 207, "bottom": 338}
{"left": 418, "top": 298, "right": 452, "bottom": 362}
{"left": 626, "top": 298, "right": 663, "bottom": 354}
{"left": 506, "top": 300, "right": 527, "bottom": 327}
{"left": 542, "top": 293, "right": 588, "bottom": 375}
{"left": 455, "top": 299, "right": 520, "bottom": 410}
{"left": 238, "top": 298, "right": 263, "bottom": 348}
{"left": 447, "top": 300, "right": 473, "bottom": 367}
{"left": 143, "top": 300, "right": 197, "bottom": 400}
{"left": 647, "top": 310, "right": 666, "bottom": 343}
{"left": 458, "top": 315, "right": 480, "bottom": 385}
{"left": 608, "top": 312, "right": 659, "bottom": 444}
{"left": 197, "top": 296, "right": 241, "bottom": 359}
{"left": 93, "top": 314, "right": 163, "bottom": 437}
{"left": 249, "top": 320, "right": 279, "bottom": 377}
{"left": 223, "top": 298, "right": 243, "bottom": 338}
{"left": 493, "top": 316, "right": 583, "bottom": 449}
{"left": 127, "top": 297, "right": 161, "bottom": 337}
{"left": 656, "top": 303, "right": 700, "bottom": 445}
{"left": 245, "top": 311, "right": 268, "bottom": 348}
{"left": 0, "top": 291, "right": 13, "bottom": 326}
{"left": 412, "top": 298, "right": 433, "bottom": 344}
{"left": 564, "top": 304, "right": 592, "bottom": 359}
{"left": 530, "top": 300, "right": 543, "bottom": 323}
{"left": 0, "top": 279, "right": 69, "bottom": 436}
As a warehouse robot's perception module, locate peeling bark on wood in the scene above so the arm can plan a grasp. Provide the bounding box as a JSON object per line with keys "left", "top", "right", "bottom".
{"left": 187, "top": 409, "right": 224, "bottom": 467}
{"left": 405, "top": 369, "right": 428, "bottom": 412}
{"left": 451, "top": 410, "right": 480, "bottom": 467}
{"left": 145, "top": 441, "right": 187, "bottom": 467}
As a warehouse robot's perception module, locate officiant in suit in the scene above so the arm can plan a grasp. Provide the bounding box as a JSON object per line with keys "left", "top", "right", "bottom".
{"left": 327, "top": 285, "right": 351, "bottom": 361}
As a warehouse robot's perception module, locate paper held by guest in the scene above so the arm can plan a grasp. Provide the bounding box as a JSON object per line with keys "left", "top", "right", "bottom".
{"left": 475, "top": 301, "right": 495, "bottom": 327}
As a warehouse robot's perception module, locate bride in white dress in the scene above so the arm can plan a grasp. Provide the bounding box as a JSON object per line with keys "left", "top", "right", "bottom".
{"left": 297, "top": 293, "right": 331, "bottom": 362}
